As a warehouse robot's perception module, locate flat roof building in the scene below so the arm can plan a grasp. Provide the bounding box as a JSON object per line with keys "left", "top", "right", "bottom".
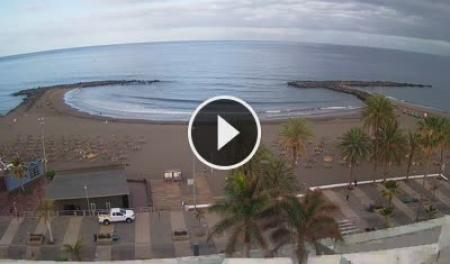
{"left": 46, "top": 169, "right": 130, "bottom": 212}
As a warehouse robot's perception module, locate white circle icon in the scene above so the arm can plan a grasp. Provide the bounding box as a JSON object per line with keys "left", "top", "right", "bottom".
{"left": 188, "top": 95, "right": 261, "bottom": 170}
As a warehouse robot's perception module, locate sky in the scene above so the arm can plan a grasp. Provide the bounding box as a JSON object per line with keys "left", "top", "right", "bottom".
{"left": 1, "top": 0, "right": 450, "bottom": 57}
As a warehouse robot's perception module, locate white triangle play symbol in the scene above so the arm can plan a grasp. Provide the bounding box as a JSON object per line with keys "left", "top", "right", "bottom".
{"left": 217, "top": 115, "right": 240, "bottom": 151}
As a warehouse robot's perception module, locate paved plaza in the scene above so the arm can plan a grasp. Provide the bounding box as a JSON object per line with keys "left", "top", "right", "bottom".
{"left": 0, "top": 209, "right": 219, "bottom": 261}
{"left": 0, "top": 177, "right": 449, "bottom": 261}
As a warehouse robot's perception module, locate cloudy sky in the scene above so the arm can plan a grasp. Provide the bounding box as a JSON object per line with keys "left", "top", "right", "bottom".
{"left": 1, "top": 0, "right": 450, "bottom": 57}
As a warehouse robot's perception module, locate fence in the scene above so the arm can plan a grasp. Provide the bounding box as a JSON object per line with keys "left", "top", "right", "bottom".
{"left": 184, "top": 173, "right": 448, "bottom": 210}
{"left": 17, "top": 206, "right": 157, "bottom": 219}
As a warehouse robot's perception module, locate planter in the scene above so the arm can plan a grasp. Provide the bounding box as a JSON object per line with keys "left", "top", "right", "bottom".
{"left": 95, "top": 233, "right": 113, "bottom": 245}
{"left": 29, "top": 234, "right": 45, "bottom": 246}
{"left": 97, "top": 237, "right": 113, "bottom": 245}
{"left": 172, "top": 229, "right": 189, "bottom": 241}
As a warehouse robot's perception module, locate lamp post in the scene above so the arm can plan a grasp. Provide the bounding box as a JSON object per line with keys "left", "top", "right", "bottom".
{"left": 209, "top": 152, "right": 214, "bottom": 178}
{"left": 38, "top": 117, "right": 47, "bottom": 173}
{"left": 84, "top": 185, "right": 91, "bottom": 216}
{"left": 192, "top": 156, "right": 197, "bottom": 209}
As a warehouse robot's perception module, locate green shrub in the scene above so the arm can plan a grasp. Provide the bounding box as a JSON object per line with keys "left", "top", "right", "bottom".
{"left": 46, "top": 170, "right": 56, "bottom": 181}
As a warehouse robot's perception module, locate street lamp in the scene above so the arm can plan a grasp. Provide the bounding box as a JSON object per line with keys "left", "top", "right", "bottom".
{"left": 192, "top": 155, "right": 197, "bottom": 209}
{"left": 84, "top": 185, "right": 91, "bottom": 216}
{"left": 209, "top": 152, "right": 214, "bottom": 178}
{"left": 38, "top": 117, "right": 47, "bottom": 173}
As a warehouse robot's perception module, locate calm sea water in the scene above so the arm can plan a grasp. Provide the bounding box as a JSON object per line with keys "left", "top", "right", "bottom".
{"left": 0, "top": 41, "right": 449, "bottom": 121}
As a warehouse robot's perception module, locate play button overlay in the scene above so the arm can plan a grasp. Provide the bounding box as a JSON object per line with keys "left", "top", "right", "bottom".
{"left": 217, "top": 115, "right": 240, "bottom": 151}
{"left": 188, "top": 96, "right": 261, "bottom": 170}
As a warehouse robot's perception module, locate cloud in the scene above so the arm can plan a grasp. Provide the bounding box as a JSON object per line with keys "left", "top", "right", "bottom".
{"left": 0, "top": 0, "right": 449, "bottom": 56}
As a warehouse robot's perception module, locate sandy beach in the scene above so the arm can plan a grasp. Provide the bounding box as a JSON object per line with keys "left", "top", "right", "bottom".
{"left": 0, "top": 86, "right": 445, "bottom": 210}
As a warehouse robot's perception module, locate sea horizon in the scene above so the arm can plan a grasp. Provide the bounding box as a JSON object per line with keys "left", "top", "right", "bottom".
{"left": 3, "top": 39, "right": 450, "bottom": 61}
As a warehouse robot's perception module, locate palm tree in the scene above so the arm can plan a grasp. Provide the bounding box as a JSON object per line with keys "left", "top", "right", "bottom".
{"left": 63, "top": 239, "right": 83, "bottom": 261}
{"left": 406, "top": 131, "right": 421, "bottom": 180}
{"left": 424, "top": 205, "right": 438, "bottom": 220}
{"left": 239, "top": 145, "right": 272, "bottom": 180}
{"left": 339, "top": 128, "right": 371, "bottom": 189}
{"left": 37, "top": 200, "right": 55, "bottom": 244}
{"left": 259, "top": 152, "right": 298, "bottom": 200}
{"left": 416, "top": 116, "right": 442, "bottom": 221}
{"left": 433, "top": 116, "right": 450, "bottom": 174}
{"left": 279, "top": 118, "right": 314, "bottom": 165}
{"left": 377, "top": 120, "right": 407, "bottom": 180}
{"left": 381, "top": 180, "right": 399, "bottom": 206}
{"left": 416, "top": 116, "right": 449, "bottom": 175}
{"left": 10, "top": 156, "right": 27, "bottom": 192}
{"left": 208, "top": 171, "right": 269, "bottom": 257}
{"left": 444, "top": 121, "right": 450, "bottom": 173}
{"left": 379, "top": 206, "right": 394, "bottom": 227}
{"left": 270, "top": 190, "right": 341, "bottom": 263}
{"left": 361, "top": 95, "right": 395, "bottom": 180}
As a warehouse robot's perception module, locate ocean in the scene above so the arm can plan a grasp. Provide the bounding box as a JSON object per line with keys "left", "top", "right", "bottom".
{"left": 0, "top": 41, "right": 449, "bottom": 121}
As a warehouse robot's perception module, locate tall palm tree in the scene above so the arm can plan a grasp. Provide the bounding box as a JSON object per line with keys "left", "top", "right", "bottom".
{"left": 63, "top": 239, "right": 83, "bottom": 261}
{"left": 270, "top": 190, "right": 341, "bottom": 263}
{"left": 434, "top": 116, "right": 450, "bottom": 174}
{"left": 377, "top": 120, "right": 407, "bottom": 180}
{"left": 208, "top": 171, "right": 269, "bottom": 257}
{"left": 38, "top": 200, "right": 55, "bottom": 244}
{"left": 259, "top": 152, "right": 298, "bottom": 200}
{"left": 10, "top": 156, "right": 27, "bottom": 192}
{"left": 416, "top": 116, "right": 442, "bottom": 221}
{"left": 361, "top": 95, "right": 395, "bottom": 180}
{"left": 279, "top": 118, "right": 314, "bottom": 165}
{"left": 239, "top": 145, "right": 272, "bottom": 180}
{"left": 339, "top": 128, "right": 371, "bottom": 189}
{"left": 417, "top": 116, "right": 449, "bottom": 174}
{"left": 406, "top": 131, "right": 421, "bottom": 180}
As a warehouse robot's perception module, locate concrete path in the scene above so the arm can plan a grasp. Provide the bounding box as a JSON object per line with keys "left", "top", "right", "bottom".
{"left": 205, "top": 212, "right": 226, "bottom": 253}
{"left": 420, "top": 180, "right": 450, "bottom": 207}
{"left": 170, "top": 211, "right": 192, "bottom": 257}
{"left": 135, "top": 212, "right": 152, "bottom": 259}
{"left": 25, "top": 217, "right": 47, "bottom": 260}
{"left": 95, "top": 225, "right": 114, "bottom": 261}
{"left": 34, "top": 218, "right": 47, "bottom": 234}
{"left": 323, "top": 190, "right": 368, "bottom": 229}
{"left": 62, "top": 217, "right": 82, "bottom": 246}
{"left": 151, "top": 181, "right": 183, "bottom": 210}
{"left": 398, "top": 182, "right": 421, "bottom": 200}
{"left": 195, "top": 175, "right": 213, "bottom": 204}
{"left": 95, "top": 246, "right": 111, "bottom": 261}
{"left": 0, "top": 218, "right": 23, "bottom": 246}
{"left": 150, "top": 211, "right": 175, "bottom": 258}
{"left": 377, "top": 184, "right": 415, "bottom": 221}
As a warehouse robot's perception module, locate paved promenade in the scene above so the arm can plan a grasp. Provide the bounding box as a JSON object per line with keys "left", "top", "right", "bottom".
{"left": 0, "top": 177, "right": 450, "bottom": 260}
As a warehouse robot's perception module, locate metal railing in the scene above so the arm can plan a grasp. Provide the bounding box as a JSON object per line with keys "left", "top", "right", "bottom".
{"left": 0, "top": 206, "right": 160, "bottom": 218}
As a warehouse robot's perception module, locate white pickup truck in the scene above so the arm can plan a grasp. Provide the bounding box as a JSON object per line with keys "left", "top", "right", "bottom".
{"left": 98, "top": 208, "right": 135, "bottom": 225}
